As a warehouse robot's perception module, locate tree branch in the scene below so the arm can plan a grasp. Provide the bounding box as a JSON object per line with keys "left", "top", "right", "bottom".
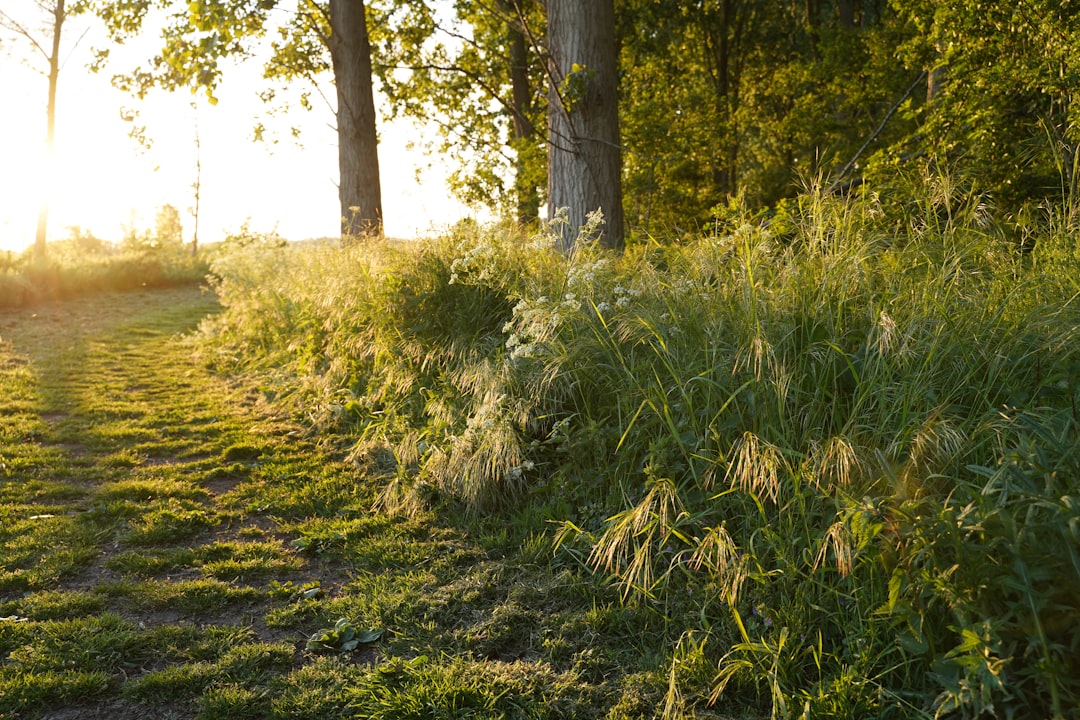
{"left": 299, "top": 0, "right": 329, "bottom": 50}
{"left": 378, "top": 62, "right": 518, "bottom": 121}
{"left": 828, "top": 71, "right": 927, "bottom": 193}
{"left": 0, "top": 8, "right": 51, "bottom": 62}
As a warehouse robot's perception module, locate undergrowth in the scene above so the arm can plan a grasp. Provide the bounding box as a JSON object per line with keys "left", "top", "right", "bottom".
{"left": 200, "top": 180, "right": 1080, "bottom": 719}
{"left": 0, "top": 241, "right": 208, "bottom": 308}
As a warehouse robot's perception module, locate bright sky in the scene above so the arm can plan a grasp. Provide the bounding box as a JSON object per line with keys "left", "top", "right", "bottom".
{"left": 0, "top": 3, "right": 479, "bottom": 253}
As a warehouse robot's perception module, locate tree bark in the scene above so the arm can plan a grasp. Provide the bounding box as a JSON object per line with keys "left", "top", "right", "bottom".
{"left": 191, "top": 103, "right": 201, "bottom": 257}
{"left": 328, "top": 0, "right": 382, "bottom": 239}
{"left": 710, "top": 0, "right": 737, "bottom": 198}
{"left": 34, "top": 0, "right": 65, "bottom": 261}
{"left": 838, "top": 0, "right": 855, "bottom": 28}
{"left": 546, "top": 0, "right": 624, "bottom": 252}
{"left": 507, "top": 3, "right": 539, "bottom": 225}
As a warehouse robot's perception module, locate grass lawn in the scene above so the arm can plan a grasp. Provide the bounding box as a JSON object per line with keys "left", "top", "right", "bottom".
{"left": 0, "top": 286, "right": 673, "bottom": 719}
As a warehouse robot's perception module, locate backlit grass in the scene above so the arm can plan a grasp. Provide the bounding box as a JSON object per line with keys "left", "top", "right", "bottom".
{"left": 1, "top": 285, "right": 651, "bottom": 717}
{"left": 0, "top": 241, "right": 208, "bottom": 309}
{"left": 3, "top": 182, "right": 1078, "bottom": 718}
{"left": 197, "top": 186, "right": 1080, "bottom": 719}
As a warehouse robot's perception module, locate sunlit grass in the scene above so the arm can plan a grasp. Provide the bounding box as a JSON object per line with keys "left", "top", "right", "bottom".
{"left": 0, "top": 241, "right": 209, "bottom": 308}
{"left": 2, "top": 182, "right": 1077, "bottom": 717}
{"left": 0, "top": 278, "right": 655, "bottom": 718}
{"left": 198, "top": 185, "right": 1080, "bottom": 719}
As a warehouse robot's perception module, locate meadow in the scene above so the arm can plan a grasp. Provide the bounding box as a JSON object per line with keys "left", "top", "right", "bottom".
{"left": 0, "top": 236, "right": 208, "bottom": 308}
{"left": 1, "top": 179, "right": 1079, "bottom": 718}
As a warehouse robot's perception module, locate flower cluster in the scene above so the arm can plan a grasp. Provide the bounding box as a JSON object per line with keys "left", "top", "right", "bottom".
{"left": 566, "top": 255, "right": 613, "bottom": 295}
{"left": 505, "top": 460, "right": 536, "bottom": 482}
{"left": 613, "top": 284, "right": 640, "bottom": 309}
{"left": 449, "top": 236, "right": 500, "bottom": 286}
{"left": 504, "top": 292, "right": 582, "bottom": 360}
{"left": 594, "top": 283, "right": 639, "bottom": 317}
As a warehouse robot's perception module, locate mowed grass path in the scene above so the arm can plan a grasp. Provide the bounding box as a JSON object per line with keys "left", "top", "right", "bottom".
{"left": 0, "top": 287, "right": 666, "bottom": 720}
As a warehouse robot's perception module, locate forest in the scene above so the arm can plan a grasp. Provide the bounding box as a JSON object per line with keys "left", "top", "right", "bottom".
{"left": 1, "top": 1, "right": 1079, "bottom": 719}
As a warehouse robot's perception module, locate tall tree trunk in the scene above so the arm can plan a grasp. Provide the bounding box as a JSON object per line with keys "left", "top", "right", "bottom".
{"left": 838, "top": 0, "right": 855, "bottom": 28}
{"left": 328, "top": 0, "right": 382, "bottom": 239}
{"left": 705, "top": 0, "right": 738, "bottom": 199}
{"left": 191, "top": 102, "right": 201, "bottom": 257}
{"left": 546, "top": 0, "right": 624, "bottom": 251}
{"left": 507, "top": 2, "right": 539, "bottom": 225}
{"left": 34, "top": 0, "right": 65, "bottom": 262}
{"left": 717, "top": 0, "right": 735, "bottom": 197}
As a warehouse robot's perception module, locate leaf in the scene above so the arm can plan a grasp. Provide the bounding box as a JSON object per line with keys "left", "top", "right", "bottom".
{"left": 305, "top": 620, "right": 383, "bottom": 653}
{"left": 355, "top": 628, "right": 384, "bottom": 644}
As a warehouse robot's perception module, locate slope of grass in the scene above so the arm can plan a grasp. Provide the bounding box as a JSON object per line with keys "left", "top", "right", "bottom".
{"left": 0, "top": 289, "right": 669, "bottom": 717}
{"left": 198, "top": 191, "right": 1080, "bottom": 719}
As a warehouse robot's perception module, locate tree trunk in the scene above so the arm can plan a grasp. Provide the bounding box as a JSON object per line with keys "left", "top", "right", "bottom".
{"left": 716, "top": 0, "right": 736, "bottom": 198}
{"left": 838, "top": 0, "right": 855, "bottom": 28}
{"left": 507, "top": 3, "right": 539, "bottom": 225}
{"left": 328, "top": 0, "right": 382, "bottom": 239}
{"left": 546, "top": 0, "right": 624, "bottom": 252}
{"left": 34, "top": 0, "right": 65, "bottom": 262}
{"left": 927, "top": 44, "right": 944, "bottom": 105}
{"left": 191, "top": 103, "right": 201, "bottom": 257}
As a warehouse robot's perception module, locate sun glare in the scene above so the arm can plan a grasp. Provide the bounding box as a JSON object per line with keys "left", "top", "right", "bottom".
{"left": 1, "top": 19, "right": 479, "bottom": 256}
{"left": 1, "top": 84, "right": 46, "bottom": 253}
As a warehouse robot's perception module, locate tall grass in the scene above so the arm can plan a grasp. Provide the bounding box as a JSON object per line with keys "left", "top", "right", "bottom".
{"left": 0, "top": 241, "right": 209, "bottom": 308}
{"left": 200, "top": 188, "right": 1080, "bottom": 719}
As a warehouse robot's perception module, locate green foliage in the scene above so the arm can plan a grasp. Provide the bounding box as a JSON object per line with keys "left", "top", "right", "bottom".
{"left": 201, "top": 231, "right": 541, "bottom": 511}
{"left": 200, "top": 182, "right": 1080, "bottom": 718}
{"left": 889, "top": 0, "right": 1080, "bottom": 208}
{"left": 4, "top": 191, "right": 1078, "bottom": 717}
{"left": 81, "top": 0, "right": 1080, "bottom": 251}
{"left": 271, "top": 654, "right": 602, "bottom": 719}
{"left": 291, "top": 529, "right": 346, "bottom": 557}
{"left": 2, "top": 284, "right": 651, "bottom": 719}
{"left": 618, "top": 0, "right": 916, "bottom": 228}
{"left": 374, "top": 0, "right": 547, "bottom": 220}
{"left": 305, "top": 618, "right": 383, "bottom": 654}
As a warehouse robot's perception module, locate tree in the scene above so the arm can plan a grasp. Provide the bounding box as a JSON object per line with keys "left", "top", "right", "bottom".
{"left": 615, "top": 0, "right": 913, "bottom": 231}
{"left": 1, "top": 0, "right": 75, "bottom": 260}
{"left": 546, "top": 0, "right": 624, "bottom": 251}
{"left": 616, "top": 0, "right": 759, "bottom": 230}
{"left": 190, "top": 101, "right": 202, "bottom": 256}
{"left": 374, "top": 0, "right": 546, "bottom": 225}
{"left": 327, "top": 0, "right": 381, "bottom": 235}
{"left": 890, "top": 0, "right": 1080, "bottom": 209}
{"left": 90, "top": 0, "right": 383, "bottom": 238}
{"left": 154, "top": 203, "right": 183, "bottom": 248}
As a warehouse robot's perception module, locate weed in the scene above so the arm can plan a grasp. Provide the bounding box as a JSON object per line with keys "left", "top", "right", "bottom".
{"left": 305, "top": 618, "right": 383, "bottom": 653}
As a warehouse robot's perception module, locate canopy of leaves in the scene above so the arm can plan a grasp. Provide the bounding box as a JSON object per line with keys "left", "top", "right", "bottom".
{"left": 84, "top": 0, "right": 1080, "bottom": 232}
{"left": 373, "top": 0, "right": 546, "bottom": 219}
{"left": 889, "top": 0, "right": 1080, "bottom": 207}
